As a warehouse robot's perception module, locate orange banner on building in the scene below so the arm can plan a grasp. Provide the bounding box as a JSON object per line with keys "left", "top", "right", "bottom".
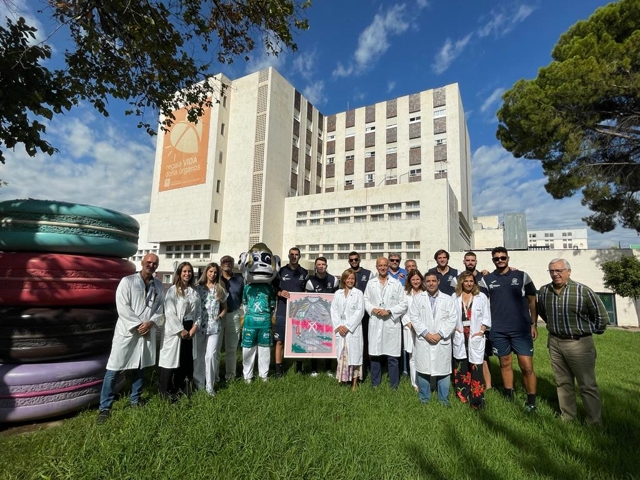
{"left": 159, "top": 106, "right": 211, "bottom": 192}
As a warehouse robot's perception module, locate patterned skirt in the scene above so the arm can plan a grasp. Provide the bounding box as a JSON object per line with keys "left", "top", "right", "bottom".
{"left": 336, "top": 344, "right": 363, "bottom": 382}
{"left": 453, "top": 326, "right": 486, "bottom": 408}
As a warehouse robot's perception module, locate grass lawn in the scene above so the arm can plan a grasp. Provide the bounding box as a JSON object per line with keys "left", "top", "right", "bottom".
{"left": 1, "top": 328, "right": 638, "bottom": 480}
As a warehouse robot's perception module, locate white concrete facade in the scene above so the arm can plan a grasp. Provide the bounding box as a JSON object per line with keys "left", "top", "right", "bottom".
{"left": 528, "top": 228, "right": 589, "bottom": 250}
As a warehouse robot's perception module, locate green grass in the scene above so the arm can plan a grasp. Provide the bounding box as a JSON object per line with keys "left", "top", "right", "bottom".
{"left": 1, "top": 328, "right": 639, "bottom": 480}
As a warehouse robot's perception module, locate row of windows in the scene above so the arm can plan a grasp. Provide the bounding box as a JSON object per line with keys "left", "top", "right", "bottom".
{"left": 529, "top": 232, "right": 575, "bottom": 238}
{"left": 301, "top": 241, "right": 420, "bottom": 252}
{"left": 297, "top": 202, "right": 420, "bottom": 218}
{"left": 165, "top": 244, "right": 212, "bottom": 252}
{"left": 297, "top": 212, "right": 420, "bottom": 226}
{"left": 165, "top": 252, "right": 214, "bottom": 260}
{"left": 299, "top": 252, "right": 421, "bottom": 261}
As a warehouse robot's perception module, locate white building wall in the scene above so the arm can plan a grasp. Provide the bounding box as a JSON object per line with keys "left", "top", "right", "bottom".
{"left": 528, "top": 228, "right": 589, "bottom": 249}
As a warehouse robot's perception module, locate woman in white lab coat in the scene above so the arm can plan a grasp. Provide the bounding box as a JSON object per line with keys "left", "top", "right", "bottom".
{"left": 452, "top": 271, "right": 491, "bottom": 409}
{"left": 159, "top": 262, "right": 201, "bottom": 399}
{"left": 402, "top": 270, "right": 426, "bottom": 392}
{"left": 331, "top": 269, "right": 365, "bottom": 391}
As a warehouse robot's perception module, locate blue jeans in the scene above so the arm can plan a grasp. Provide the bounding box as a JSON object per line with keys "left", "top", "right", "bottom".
{"left": 99, "top": 368, "right": 144, "bottom": 411}
{"left": 417, "top": 372, "right": 450, "bottom": 406}
{"left": 370, "top": 355, "right": 400, "bottom": 389}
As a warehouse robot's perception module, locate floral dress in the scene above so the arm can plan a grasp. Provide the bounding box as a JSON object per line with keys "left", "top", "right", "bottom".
{"left": 453, "top": 297, "right": 486, "bottom": 409}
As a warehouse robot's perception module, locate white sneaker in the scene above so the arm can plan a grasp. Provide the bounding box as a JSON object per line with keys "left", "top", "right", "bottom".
{"left": 326, "top": 371, "right": 334, "bottom": 378}
{"left": 261, "top": 376, "right": 268, "bottom": 383}
{"left": 244, "top": 378, "right": 252, "bottom": 384}
{"left": 310, "top": 371, "right": 319, "bottom": 378}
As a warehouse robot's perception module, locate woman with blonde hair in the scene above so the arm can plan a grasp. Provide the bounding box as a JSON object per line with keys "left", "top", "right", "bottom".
{"left": 330, "top": 269, "right": 365, "bottom": 390}
{"left": 452, "top": 271, "right": 491, "bottom": 409}
{"left": 402, "top": 269, "right": 425, "bottom": 392}
{"left": 159, "top": 262, "right": 201, "bottom": 400}
{"left": 196, "top": 263, "right": 228, "bottom": 396}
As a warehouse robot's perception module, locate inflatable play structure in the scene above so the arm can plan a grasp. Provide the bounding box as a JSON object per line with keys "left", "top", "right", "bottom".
{"left": 0, "top": 199, "right": 138, "bottom": 422}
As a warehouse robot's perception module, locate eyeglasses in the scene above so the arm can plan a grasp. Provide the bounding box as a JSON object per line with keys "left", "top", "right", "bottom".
{"left": 548, "top": 269, "right": 567, "bottom": 274}
{"left": 389, "top": 259, "right": 400, "bottom": 263}
{"left": 348, "top": 258, "right": 359, "bottom": 262}
{"left": 492, "top": 256, "right": 508, "bottom": 262}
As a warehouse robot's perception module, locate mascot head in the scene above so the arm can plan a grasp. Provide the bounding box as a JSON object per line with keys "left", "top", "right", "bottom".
{"left": 238, "top": 243, "right": 281, "bottom": 284}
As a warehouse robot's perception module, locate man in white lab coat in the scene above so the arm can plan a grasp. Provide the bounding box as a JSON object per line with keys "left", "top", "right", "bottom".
{"left": 410, "top": 272, "right": 457, "bottom": 406}
{"left": 364, "top": 257, "right": 407, "bottom": 389}
{"left": 97, "top": 253, "right": 165, "bottom": 423}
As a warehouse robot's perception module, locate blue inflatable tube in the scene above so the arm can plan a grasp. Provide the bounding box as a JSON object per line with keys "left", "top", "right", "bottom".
{"left": 0, "top": 199, "right": 139, "bottom": 258}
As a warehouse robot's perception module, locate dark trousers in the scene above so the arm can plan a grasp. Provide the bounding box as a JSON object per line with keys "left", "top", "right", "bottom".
{"left": 370, "top": 355, "right": 400, "bottom": 389}
{"left": 310, "top": 358, "right": 334, "bottom": 373}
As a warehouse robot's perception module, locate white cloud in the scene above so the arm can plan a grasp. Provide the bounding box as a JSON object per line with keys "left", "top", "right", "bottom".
{"left": 292, "top": 49, "right": 318, "bottom": 81}
{"left": 477, "top": 4, "right": 536, "bottom": 38}
{"left": 333, "top": 4, "right": 410, "bottom": 78}
{"left": 0, "top": 112, "right": 155, "bottom": 215}
{"left": 1, "top": 0, "right": 48, "bottom": 44}
{"left": 302, "top": 80, "right": 327, "bottom": 106}
{"left": 480, "top": 87, "right": 506, "bottom": 113}
{"left": 387, "top": 81, "right": 396, "bottom": 93}
{"left": 416, "top": 0, "right": 430, "bottom": 9}
{"left": 431, "top": 33, "right": 473, "bottom": 74}
{"left": 471, "top": 144, "right": 640, "bottom": 249}
{"left": 245, "top": 43, "right": 287, "bottom": 74}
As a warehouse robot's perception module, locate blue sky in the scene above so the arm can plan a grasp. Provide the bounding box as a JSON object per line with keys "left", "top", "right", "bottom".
{"left": 1, "top": 0, "right": 637, "bottom": 248}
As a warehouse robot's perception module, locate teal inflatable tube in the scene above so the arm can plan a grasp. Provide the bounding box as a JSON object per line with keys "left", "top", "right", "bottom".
{"left": 0, "top": 199, "right": 139, "bottom": 258}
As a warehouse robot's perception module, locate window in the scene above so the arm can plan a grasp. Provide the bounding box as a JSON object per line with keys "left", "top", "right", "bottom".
{"left": 193, "top": 245, "right": 201, "bottom": 251}
{"left": 310, "top": 219, "right": 320, "bottom": 226}
{"left": 174, "top": 245, "right": 182, "bottom": 251}
{"left": 339, "top": 208, "right": 350, "bottom": 214}
{"left": 354, "top": 216, "right": 366, "bottom": 223}
{"left": 318, "top": 131, "right": 323, "bottom": 139}
{"left": 596, "top": 292, "right": 617, "bottom": 326}
{"left": 371, "top": 204, "right": 384, "bottom": 212}
{"left": 293, "top": 136, "right": 299, "bottom": 147}
{"left": 435, "top": 138, "right": 447, "bottom": 145}
{"left": 366, "top": 173, "right": 374, "bottom": 183}
{"left": 291, "top": 162, "right": 298, "bottom": 174}
{"left": 345, "top": 132, "right": 355, "bottom": 138}
{"left": 339, "top": 217, "right": 350, "bottom": 224}
{"left": 371, "top": 214, "right": 384, "bottom": 222}
{"left": 216, "top": 180, "right": 221, "bottom": 193}
{"left": 354, "top": 206, "right": 367, "bottom": 213}
{"left": 297, "top": 211, "right": 308, "bottom": 218}
{"left": 412, "top": 252, "right": 421, "bottom": 260}
{"left": 309, "top": 244, "right": 319, "bottom": 252}
{"left": 221, "top": 123, "right": 225, "bottom": 135}
{"left": 219, "top": 151, "right": 223, "bottom": 164}
{"left": 366, "top": 125, "right": 376, "bottom": 132}
{"left": 545, "top": 233, "right": 553, "bottom": 238}
{"left": 174, "top": 253, "right": 182, "bottom": 259}
{"left": 407, "top": 211, "right": 420, "bottom": 220}
{"left": 222, "top": 96, "right": 227, "bottom": 108}
{"left": 327, "top": 157, "right": 335, "bottom": 164}
{"left": 409, "top": 115, "right": 421, "bottom": 123}
{"left": 324, "top": 218, "right": 335, "bottom": 225}
{"left": 338, "top": 253, "right": 349, "bottom": 260}
{"left": 354, "top": 243, "right": 366, "bottom": 250}
{"left": 406, "top": 201, "right": 420, "bottom": 209}
{"left": 294, "top": 109, "right": 300, "bottom": 121}
{"left": 434, "top": 108, "right": 446, "bottom": 118}
{"left": 365, "top": 151, "right": 375, "bottom": 158}
{"left": 389, "top": 213, "right": 401, "bottom": 221}
{"left": 214, "top": 210, "right": 219, "bottom": 223}
{"left": 338, "top": 244, "right": 350, "bottom": 251}
{"left": 345, "top": 180, "right": 353, "bottom": 186}
{"left": 203, "top": 244, "right": 211, "bottom": 251}
{"left": 386, "top": 174, "right": 397, "bottom": 182}
{"left": 346, "top": 154, "right": 354, "bottom": 161}
{"left": 183, "top": 245, "right": 192, "bottom": 251}
{"left": 406, "top": 241, "right": 420, "bottom": 249}
{"left": 163, "top": 274, "right": 172, "bottom": 283}
{"left": 310, "top": 210, "right": 321, "bottom": 217}
{"left": 305, "top": 145, "right": 311, "bottom": 156}
{"left": 324, "top": 244, "right": 334, "bottom": 251}
{"left": 328, "top": 134, "right": 336, "bottom": 140}
{"left": 389, "top": 203, "right": 401, "bottom": 210}
{"left": 389, "top": 242, "right": 401, "bottom": 250}
{"left": 386, "top": 123, "right": 397, "bottom": 129}
{"left": 409, "top": 168, "right": 421, "bottom": 177}
{"left": 371, "top": 242, "right": 384, "bottom": 250}
{"left": 386, "top": 146, "right": 397, "bottom": 154}
{"left": 317, "top": 154, "right": 322, "bottom": 163}
{"left": 324, "top": 209, "right": 335, "bottom": 215}
{"left": 529, "top": 233, "right": 537, "bottom": 238}
{"left": 166, "top": 245, "right": 174, "bottom": 252}
{"left": 192, "top": 252, "right": 201, "bottom": 259}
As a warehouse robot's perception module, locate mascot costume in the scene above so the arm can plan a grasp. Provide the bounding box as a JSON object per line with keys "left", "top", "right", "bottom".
{"left": 238, "top": 243, "right": 280, "bottom": 382}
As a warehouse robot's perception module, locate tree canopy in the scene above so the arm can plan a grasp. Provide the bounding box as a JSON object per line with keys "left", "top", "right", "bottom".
{"left": 0, "top": 0, "right": 310, "bottom": 164}
{"left": 496, "top": 0, "right": 640, "bottom": 233}
{"left": 601, "top": 255, "right": 640, "bottom": 299}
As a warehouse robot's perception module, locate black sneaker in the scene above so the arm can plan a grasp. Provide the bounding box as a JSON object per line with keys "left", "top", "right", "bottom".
{"left": 97, "top": 410, "right": 111, "bottom": 424}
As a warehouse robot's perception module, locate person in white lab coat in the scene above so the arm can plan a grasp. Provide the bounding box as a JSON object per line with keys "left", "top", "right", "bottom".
{"left": 364, "top": 257, "right": 408, "bottom": 389}
{"left": 97, "top": 254, "right": 165, "bottom": 424}
{"left": 402, "top": 270, "right": 426, "bottom": 392}
{"left": 331, "top": 269, "right": 365, "bottom": 390}
{"left": 410, "top": 272, "right": 457, "bottom": 406}
{"left": 158, "top": 262, "right": 200, "bottom": 400}
{"left": 452, "top": 271, "right": 491, "bottom": 409}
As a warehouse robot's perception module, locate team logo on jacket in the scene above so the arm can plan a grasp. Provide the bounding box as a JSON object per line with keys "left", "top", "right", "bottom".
{"left": 511, "top": 278, "right": 519, "bottom": 286}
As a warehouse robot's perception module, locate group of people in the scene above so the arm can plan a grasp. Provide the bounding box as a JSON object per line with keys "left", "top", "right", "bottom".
{"left": 97, "top": 246, "right": 610, "bottom": 426}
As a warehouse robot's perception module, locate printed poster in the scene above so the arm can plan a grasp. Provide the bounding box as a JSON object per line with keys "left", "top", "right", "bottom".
{"left": 284, "top": 292, "right": 336, "bottom": 359}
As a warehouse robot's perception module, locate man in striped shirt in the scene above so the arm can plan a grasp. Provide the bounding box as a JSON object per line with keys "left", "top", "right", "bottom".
{"left": 537, "top": 258, "right": 609, "bottom": 425}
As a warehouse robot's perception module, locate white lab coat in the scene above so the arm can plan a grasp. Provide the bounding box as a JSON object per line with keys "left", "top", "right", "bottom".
{"left": 410, "top": 292, "right": 457, "bottom": 376}
{"left": 330, "top": 288, "right": 365, "bottom": 365}
{"left": 159, "top": 285, "right": 201, "bottom": 369}
{"left": 401, "top": 293, "right": 418, "bottom": 354}
{"left": 452, "top": 292, "right": 491, "bottom": 365}
{"left": 106, "top": 273, "right": 165, "bottom": 371}
{"left": 364, "top": 276, "right": 408, "bottom": 357}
